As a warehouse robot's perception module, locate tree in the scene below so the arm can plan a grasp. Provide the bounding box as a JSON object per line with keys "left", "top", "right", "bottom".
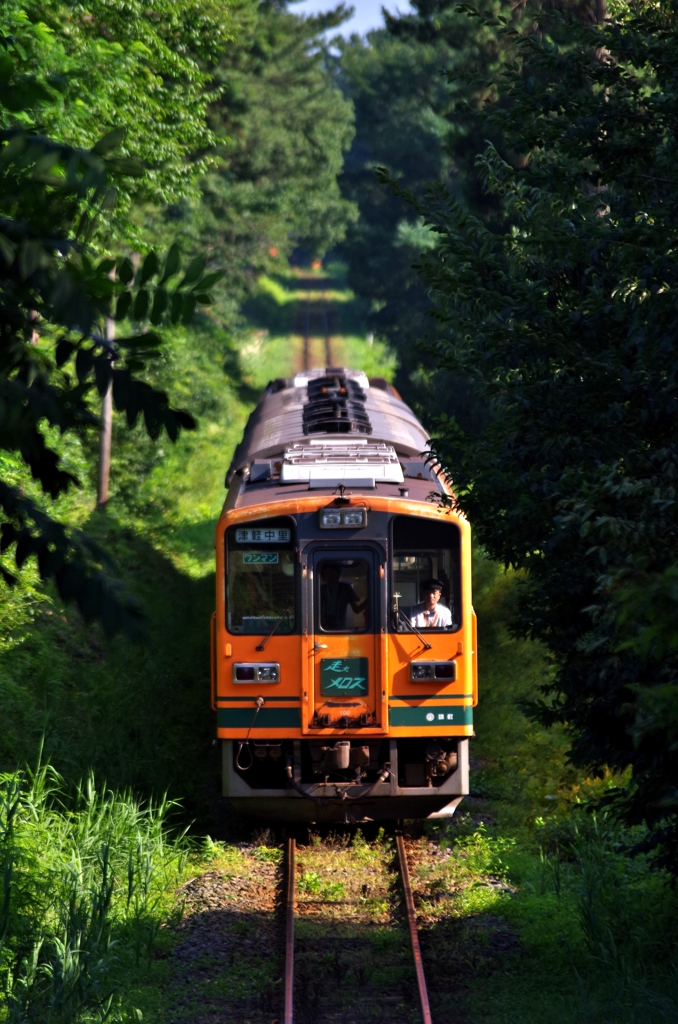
{"left": 338, "top": 0, "right": 609, "bottom": 428}
{"left": 337, "top": 2, "right": 534, "bottom": 428}
{"left": 164, "top": 0, "right": 357, "bottom": 303}
{"left": 0, "top": 27, "right": 222, "bottom": 634}
{"left": 1, "top": 0, "right": 234, "bottom": 222}
{"left": 1, "top": 2, "right": 234, "bottom": 508}
{"left": 386, "top": 1, "right": 678, "bottom": 869}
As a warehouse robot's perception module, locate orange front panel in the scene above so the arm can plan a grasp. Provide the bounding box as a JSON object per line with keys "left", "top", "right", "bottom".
{"left": 214, "top": 495, "right": 475, "bottom": 739}
{"left": 215, "top": 633, "right": 305, "bottom": 738}
{"left": 386, "top": 612, "right": 474, "bottom": 737}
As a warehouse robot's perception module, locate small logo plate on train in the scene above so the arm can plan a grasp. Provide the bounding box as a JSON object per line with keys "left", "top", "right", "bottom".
{"left": 320, "top": 657, "right": 369, "bottom": 696}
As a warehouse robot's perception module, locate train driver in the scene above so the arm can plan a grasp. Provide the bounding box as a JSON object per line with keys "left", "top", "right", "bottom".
{"left": 320, "top": 562, "right": 367, "bottom": 630}
{"left": 409, "top": 578, "right": 452, "bottom": 629}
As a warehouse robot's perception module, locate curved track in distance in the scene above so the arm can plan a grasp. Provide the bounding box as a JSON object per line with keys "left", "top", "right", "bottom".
{"left": 296, "top": 282, "right": 335, "bottom": 371}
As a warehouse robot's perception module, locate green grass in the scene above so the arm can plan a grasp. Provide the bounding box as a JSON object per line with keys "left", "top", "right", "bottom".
{"left": 0, "top": 766, "right": 194, "bottom": 1024}
{"left": 239, "top": 262, "right": 396, "bottom": 383}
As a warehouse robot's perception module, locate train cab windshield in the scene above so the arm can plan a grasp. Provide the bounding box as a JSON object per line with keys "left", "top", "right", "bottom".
{"left": 318, "top": 559, "right": 370, "bottom": 632}
{"left": 226, "top": 519, "right": 296, "bottom": 634}
{"left": 392, "top": 516, "right": 462, "bottom": 631}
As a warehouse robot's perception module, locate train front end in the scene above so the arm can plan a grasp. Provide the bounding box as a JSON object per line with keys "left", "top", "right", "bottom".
{"left": 212, "top": 370, "right": 477, "bottom": 822}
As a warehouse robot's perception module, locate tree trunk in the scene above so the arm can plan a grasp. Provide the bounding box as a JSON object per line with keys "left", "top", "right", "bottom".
{"left": 96, "top": 312, "right": 114, "bottom": 508}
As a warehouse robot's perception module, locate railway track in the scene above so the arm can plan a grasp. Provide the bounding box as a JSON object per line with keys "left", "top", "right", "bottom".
{"left": 283, "top": 833, "right": 433, "bottom": 1024}
{"left": 300, "top": 285, "right": 334, "bottom": 370}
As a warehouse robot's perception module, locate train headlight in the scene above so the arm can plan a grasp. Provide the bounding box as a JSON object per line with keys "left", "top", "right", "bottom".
{"left": 410, "top": 661, "right": 457, "bottom": 682}
{"left": 319, "top": 508, "right": 367, "bottom": 528}
{"left": 233, "top": 663, "right": 280, "bottom": 683}
{"left": 257, "top": 664, "right": 280, "bottom": 682}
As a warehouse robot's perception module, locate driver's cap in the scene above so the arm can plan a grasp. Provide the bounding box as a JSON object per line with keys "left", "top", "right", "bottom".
{"left": 421, "top": 578, "right": 444, "bottom": 592}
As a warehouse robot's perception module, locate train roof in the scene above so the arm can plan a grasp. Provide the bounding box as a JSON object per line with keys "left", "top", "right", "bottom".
{"left": 226, "top": 369, "right": 431, "bottom": 491}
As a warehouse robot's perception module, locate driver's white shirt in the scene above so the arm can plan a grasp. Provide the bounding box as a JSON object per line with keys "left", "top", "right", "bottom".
{"left": 408, "top": 602, "right": 452, "bottom": 628}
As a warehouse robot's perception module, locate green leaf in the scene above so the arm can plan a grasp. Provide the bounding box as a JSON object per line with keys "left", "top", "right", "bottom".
{"left": 18, "top": 241, "right": 43, "bottom": 280}
{"left": 133, "top": 289, "right": 149, "bottom": 321}
{"left": 56, "top": 339, "right": 75, "bottom": 368}
{"left": 181, "top": 293, "right": 197, "bottom": 324}
{"left": 101, "top": 187, "right": 118, "bottom": 211}
{"left": 178, "top": 254, "right": 206, "bottom": 289}
{"left": 115, "top": 333, "right": 162, "bottom": 348}
{"left": 0, "top": 53, "right": 14, "bottom": 85}
{"left": 0, "top": 233, "right": 15, "bottom": 265}
{"left": 139, "top": 251, "right": 160, "bottom": 285}
{"left": 91, "top": 126, "right": 127, "bottom": 157}
{"left": 0, "top": 133, "right": 26, "bottom": 164}
{"left": 0, "top": 78, "right": 53, "bottom": 111}
{"left": 104, "top": 156, "right": 145, "bottom": 177}
{"left": 159, "top": 243, "right": 181, "bottom": 285}
{"left": 115, "top": 291, "right": 133, "bottom": 321}
{"left": 196, "top": 271, "right": 224, "bottom": 291}
{"left": 170, "top": 291, "right": 183, "bottom": 323}
{"left": 117, "top": 257, "right": 134, "bottom": 285}
{"left": 150, "top": 287, "right": 168, "bottom": 325}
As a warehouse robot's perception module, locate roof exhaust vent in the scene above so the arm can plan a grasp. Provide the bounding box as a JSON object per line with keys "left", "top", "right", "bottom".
{"left": 303, "top": 373, "right": 372, "bottom": 436}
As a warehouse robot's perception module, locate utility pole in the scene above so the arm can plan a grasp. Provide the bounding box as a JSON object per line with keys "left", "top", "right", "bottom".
{"left": 97, "top": 278, "right": 115, "bottom": 508}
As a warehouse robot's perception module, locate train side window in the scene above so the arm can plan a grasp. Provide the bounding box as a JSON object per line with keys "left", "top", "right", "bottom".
{"left": 226, "top": 519, "right": 296, "bottom": 635}
{"left": 391, "top": 516, "right": 462, "bottom": 631}
{"left": 318, "top": 559, "right": 369, "bottom": 633}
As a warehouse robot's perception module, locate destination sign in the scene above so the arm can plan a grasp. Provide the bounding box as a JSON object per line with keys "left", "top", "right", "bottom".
{"left": 235, "top": 528, "right": 290, "bottom": 544}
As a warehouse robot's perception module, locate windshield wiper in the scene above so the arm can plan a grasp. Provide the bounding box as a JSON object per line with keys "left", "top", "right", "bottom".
{"left": 256, "top": 616, "right": 283, "bottom": 651}
{"left": 398, "top": 610, "right": 432, "bottom": 651}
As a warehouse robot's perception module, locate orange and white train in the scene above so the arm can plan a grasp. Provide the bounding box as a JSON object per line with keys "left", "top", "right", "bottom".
{"left": 211, "top": 369, "right": 477, "bottom": 822}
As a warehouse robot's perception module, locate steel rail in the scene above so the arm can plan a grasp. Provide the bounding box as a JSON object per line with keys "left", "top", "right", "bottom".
{"left": 303, "top": 293, "right": 311, "bottom": 370}
{"left": 396, "top": 832, "right": 433, "bottom": 1024}
{"left": 282, "top": 834, "right": 432, "bottom": 1023}
{"left": 322, "top": 291, "right": 333, "bottom": 367}
{"left": 284, "top": 836, "right": 296, "bottom": 1024}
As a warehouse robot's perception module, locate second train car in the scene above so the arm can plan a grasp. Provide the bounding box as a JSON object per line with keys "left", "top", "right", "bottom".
{"left": 211, "top": 368, "right": 477, "bottom": 822}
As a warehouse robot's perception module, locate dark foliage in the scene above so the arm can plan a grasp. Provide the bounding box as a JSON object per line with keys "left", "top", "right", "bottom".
{"left": 385, "top": 2, "right": 678, "bottom": 870}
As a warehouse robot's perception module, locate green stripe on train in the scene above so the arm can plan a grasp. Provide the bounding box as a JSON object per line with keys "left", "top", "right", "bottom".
{"left": 389, "top": 705, "right": 473, "bottom": 727}
{"left": 218, "top": 707, "right": 301, "bottom": 728}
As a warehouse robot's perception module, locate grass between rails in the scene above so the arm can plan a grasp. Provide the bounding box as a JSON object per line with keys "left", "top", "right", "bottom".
{"left": 240, "top": 262, "right": 397, "bottom": 380}
{"left": 125, "top": 814, "right": 678, "bottom": 1023}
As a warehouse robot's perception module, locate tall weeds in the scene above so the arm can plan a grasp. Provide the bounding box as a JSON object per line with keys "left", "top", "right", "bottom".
{"left": 0, "top": 766, "right": 187, "bottom": 1023}
{"left": 532, "top": 813, "right": 678, "bottom": 1023}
